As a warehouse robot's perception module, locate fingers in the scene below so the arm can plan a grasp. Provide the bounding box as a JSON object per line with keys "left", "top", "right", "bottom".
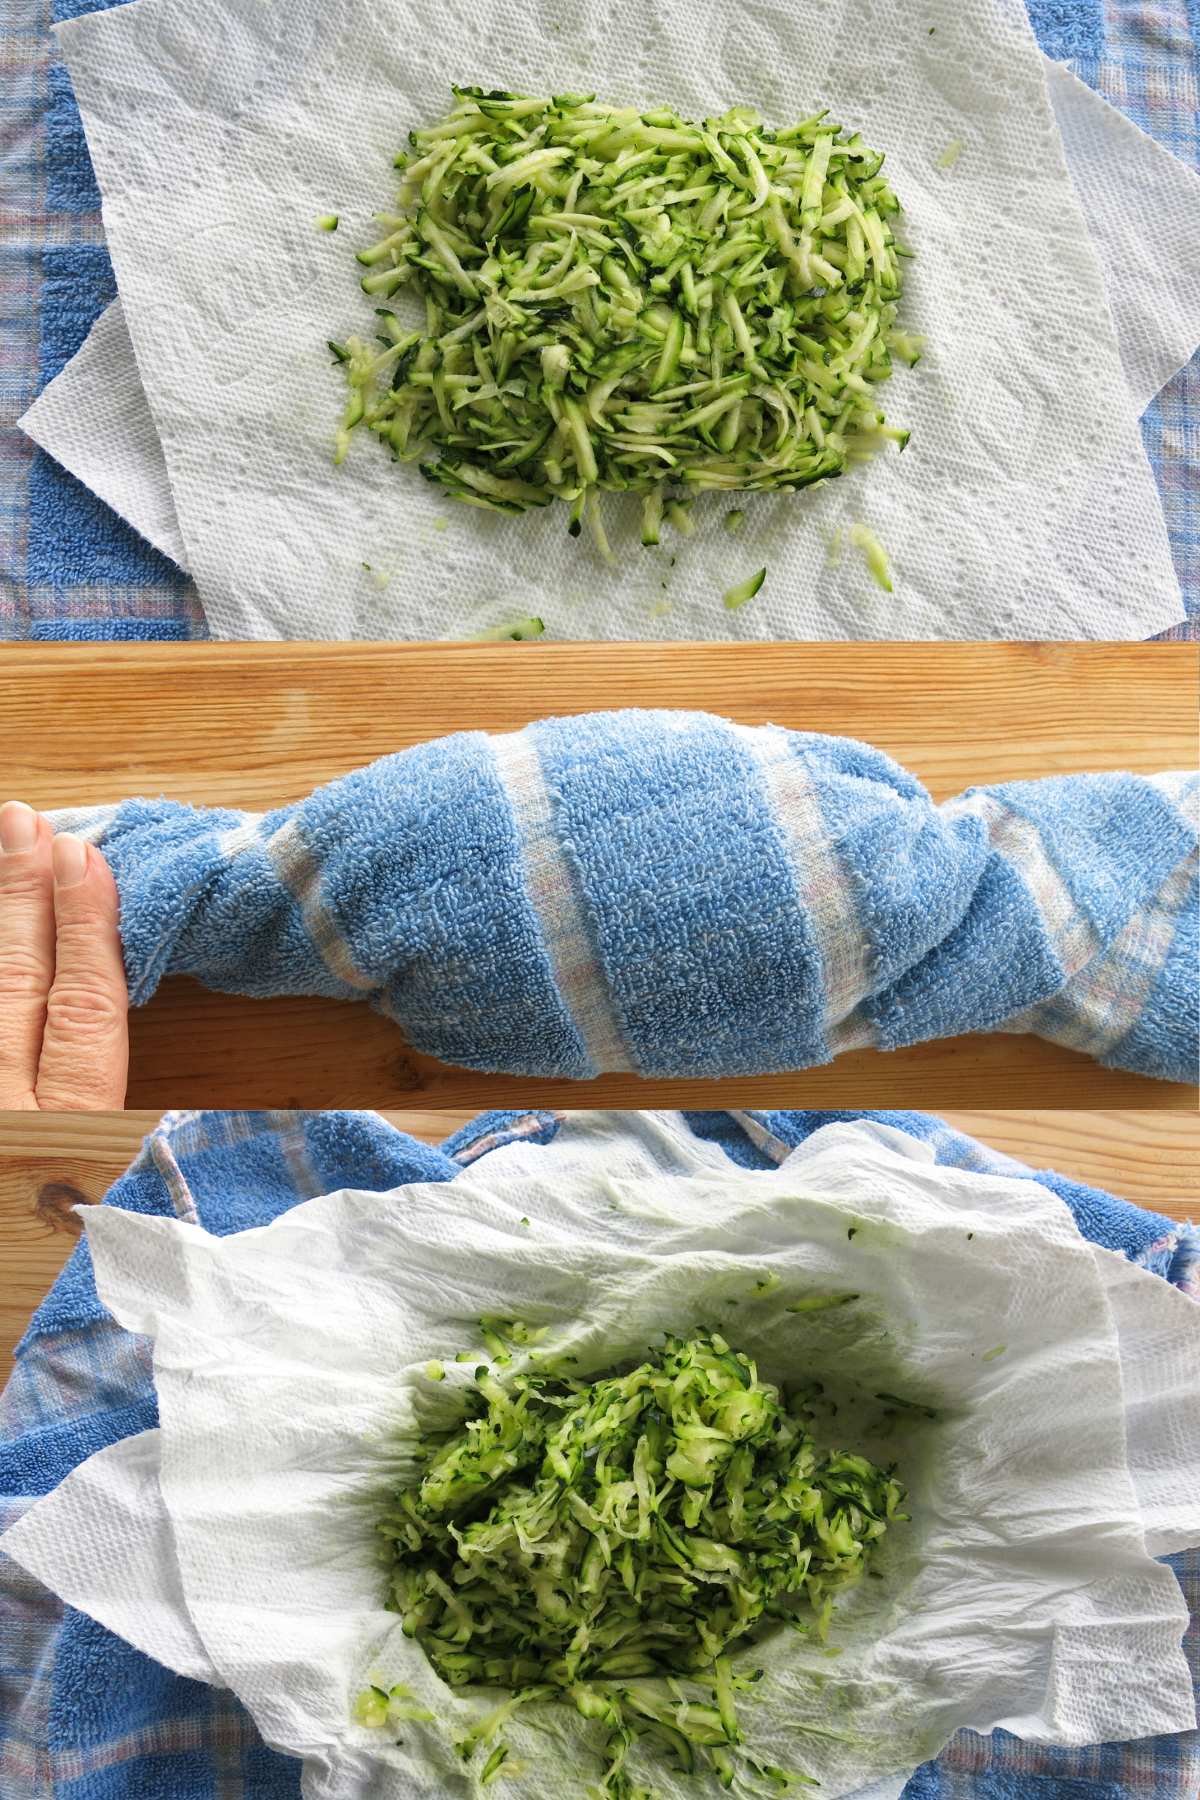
{"left": 34, "top": 833, "right": 129, "bottom": 1113}
{"left": 0, "top": 802, "right": 56, "bottom": 1109}
{"left": 0, "top": 805, "right": 129, "bottom": 1112}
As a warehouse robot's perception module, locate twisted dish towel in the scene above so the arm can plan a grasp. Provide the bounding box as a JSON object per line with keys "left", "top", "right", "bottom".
{"left": 53, "top": 711, "right": 1198, "bottom": 1082}
{"left": 0, "top": 1106, "right": 1197, "bottom": 1800}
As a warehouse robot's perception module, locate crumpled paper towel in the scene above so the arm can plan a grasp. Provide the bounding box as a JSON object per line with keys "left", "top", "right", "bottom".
{"left": 4, "top": 1118, "right": 1199, "bottom": 1800}
{"left": 23, "top": 57, "right": 1200, "bottom": 624}
{"left": 33, "top": 0, "right": 1198, "bottom": 642}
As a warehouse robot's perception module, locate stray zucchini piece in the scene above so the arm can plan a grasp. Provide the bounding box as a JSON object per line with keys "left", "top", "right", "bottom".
{"left": 353, "top": 1688, "right": 389, "bottom": 1729}
{"left": 723, "top": 508, "right": 746, "bottom": 534}
{"left": 315, "top": 213, "right": 339, "bottom": 232}
{"left": 665, "top": 499, "right": 694, "bottom": 538}
{"left": 469, "top": 616, "right": 545, "bottom": 641}
{"left": 887, "top": 329, "right": 926, "bottom": 367}
{"left": 786, "top": 1291, "right": 860, "bottom": 1313}
{"left": 723, "top": 566, "right": 767, "bottom": 611}
{"left": 641, "top": 484, "right": 664, "bottom": 548}
{"left": 875, "top": 1390, "right": 939, "bottom": 1419}
{"left": 936, "top": 138, "right": 963, "bottom": 170}
{"left": 424, "top": 1360, "right": 446, "bottom": 1381}
{"left": 480, "top": 1743, "right": 509, "bottom": 1785}
{"left": 847, "top": 521, "right": 893, "bottom": 592}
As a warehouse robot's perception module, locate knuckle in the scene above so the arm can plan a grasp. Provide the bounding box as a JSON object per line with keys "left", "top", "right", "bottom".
{"left": 0, "top": 866, "right": 51, "bottom": 908}
{"left": 0, "top": 948, "right": 53, "bottom": 1005}
{"left": 44, "top": 978, "right": 127, "bottom": 1039}
{"left": 54, "top": 901, "right": 117, "bottom": 941}
{"left": 34, "top": 1079, "right": 118, "bottom": 1112}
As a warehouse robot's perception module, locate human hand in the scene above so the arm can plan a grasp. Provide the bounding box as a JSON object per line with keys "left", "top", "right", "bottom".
{"left": 0, "top": 802, "right": 128, "bottom": 1110}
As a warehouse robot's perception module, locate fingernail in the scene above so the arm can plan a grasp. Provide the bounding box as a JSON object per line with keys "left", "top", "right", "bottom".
{"left": 52, "top": 833, "right": 89, "bottom": 888}
{"left": 0, "top": 801, "right": 39, "bottom": 854}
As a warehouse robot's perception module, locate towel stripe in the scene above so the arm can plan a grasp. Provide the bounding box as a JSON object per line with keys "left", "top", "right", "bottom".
{"left": 734, "top": 724, "right": 875, "bottom": 1034}
{"left": 488, "top": 730, "right": 634, "bottom": 1075}
{"left": 826, "top": 1010, "right": 879, "bottom": 1055}
{"left": 46, "top": 803, "right": 119, "bottom": 843}
{"left": 942, "top": 790, "right": 1101, "bottom": 978}
{"left": 263, "top": 817, "right": 377, "bottom": 994}
{"left": 727, "top": 1109, "right": 793, "bottom": 1164}
{"left": 1150, "top": 772, "right": 1200, "bottom": 833}
{"left": 1013, "top": 852, "right": 1196, "bottom": 1059}
{"left": 147, "top": 1133, "right": 200, "bottom": 1224}
{"left": 215, "top": 813, "right": 265, "bottom": 861}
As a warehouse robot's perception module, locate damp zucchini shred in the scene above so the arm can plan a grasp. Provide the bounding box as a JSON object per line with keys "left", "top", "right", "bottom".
{"left": 332, "top": 89, "right": 916, "bottom": 553}
{"left": 359, "top": 1328, "right": 906, "bottom": 1796}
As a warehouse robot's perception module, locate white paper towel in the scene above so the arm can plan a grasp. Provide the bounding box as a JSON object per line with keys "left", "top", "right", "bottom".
{"left": 4, "top": 1117, "right": 1198, "bottom": 1800}
{"left": 23, "top": 56, "right": 1194, "bottom": 619}
{"left": 22, "top": 298, "right": 190, "bottom": 570}
{"left": 37, "top": 0, "right": 1196, "bottom": 641}
{"left": 24, "top": 56, "right": 1200, "bottom": 623}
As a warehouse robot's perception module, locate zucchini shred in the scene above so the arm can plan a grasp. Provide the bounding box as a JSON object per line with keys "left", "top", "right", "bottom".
{"left": 331, "top": 88, "right": 917, "bottom": 553}
{"left": 361, "top": 1328, "right": 907, "bottom": 1796}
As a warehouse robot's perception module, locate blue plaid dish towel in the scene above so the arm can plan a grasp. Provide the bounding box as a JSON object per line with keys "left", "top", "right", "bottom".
{"left": 0, "top": 1105, "right": 1197, "bottom": 1799}
{"left": 51, "top": 711, "right": 1200, "bottom": 1083}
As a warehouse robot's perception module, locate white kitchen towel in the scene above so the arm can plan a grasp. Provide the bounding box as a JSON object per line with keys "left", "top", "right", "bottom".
{"left": 27, "top": 0, "right": 1199, "bottom": 640}
{"left": 4, "top": 1119, "right": 1199, "bottom": 1800}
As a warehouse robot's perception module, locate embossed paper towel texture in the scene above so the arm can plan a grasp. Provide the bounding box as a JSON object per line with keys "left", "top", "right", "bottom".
{"left": 54, "top": 0, "right": 1189, "bottom": 639}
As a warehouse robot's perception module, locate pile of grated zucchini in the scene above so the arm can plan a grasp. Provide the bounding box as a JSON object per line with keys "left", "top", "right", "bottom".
{"left": 362, "top": 1330, "right": 906, "bottom": 1796}
{"left": 331, "top": 89, "right": 918, "bottom": 554}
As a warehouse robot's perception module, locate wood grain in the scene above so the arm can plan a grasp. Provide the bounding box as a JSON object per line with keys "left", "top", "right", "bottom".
{"left": 118, "top": 989, "right": 1196, "bottom": 1107}
{"left": 1, "top": 1108, "right": 1196, "bottom": 1386}
{"left": 1, "top": 642, "right": 1195, "bottom": 1109}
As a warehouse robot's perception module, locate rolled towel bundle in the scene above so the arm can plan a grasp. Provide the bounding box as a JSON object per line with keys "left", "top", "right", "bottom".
{"left": 51, "top": 711, "right": 1198, "bottom": 1082}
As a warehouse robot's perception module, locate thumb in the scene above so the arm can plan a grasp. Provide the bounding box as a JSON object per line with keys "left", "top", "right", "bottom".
{"left": 35, "top": 834, "right": 129, "bottom": 1112}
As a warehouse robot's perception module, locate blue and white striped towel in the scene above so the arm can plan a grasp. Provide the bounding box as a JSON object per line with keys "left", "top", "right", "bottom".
{"left": 52, "top": 711, "right": 1200, "bottom": 1083}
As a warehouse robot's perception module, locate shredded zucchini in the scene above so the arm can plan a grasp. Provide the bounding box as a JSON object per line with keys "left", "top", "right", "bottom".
{"left": 723, "top": 567, "right": 766, "bottom": 611}
{"left": 366, "top": 1330, "right": 905, "bottom": 1796}
{"left": 847, "top": 522, "right": 892, "bottom": 592}
{"left": 332, "top": 89, "right": 914, "bottom": 553}
{"left": 468, "top": 615, "right": 545, "bottom": 641}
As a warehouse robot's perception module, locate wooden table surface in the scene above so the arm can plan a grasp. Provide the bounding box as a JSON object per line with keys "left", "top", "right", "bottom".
{"left": 1, "top": 1108, "right": 1196, "bottom": 1385}
{"left": 1, "top": 641, "right": 1196, "bottom": 1109}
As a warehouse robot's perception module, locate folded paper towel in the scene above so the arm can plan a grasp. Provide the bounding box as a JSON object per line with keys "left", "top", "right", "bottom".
{"left": 48, "top": 713, "right": 1199, "bottom": 1082}
{"left": 4, "top": 1117, "right": 1199, "bottom": 1800}
{"left": 23, "top": 57, "right": 1200, "bottom": 617}
{"left": 34, "top": 0, "right": 1200, "bottom": 640}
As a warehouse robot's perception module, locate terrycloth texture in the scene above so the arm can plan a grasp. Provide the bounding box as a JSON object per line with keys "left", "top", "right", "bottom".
{"left": 0, "top": 1105, "right": 1197, "bottom": 1800}
{"left": 50, "top": 713, "right": 1200, "bottom": 1083}
{"left": 4, "top": 0, "right": 1196, "bottom": 642}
